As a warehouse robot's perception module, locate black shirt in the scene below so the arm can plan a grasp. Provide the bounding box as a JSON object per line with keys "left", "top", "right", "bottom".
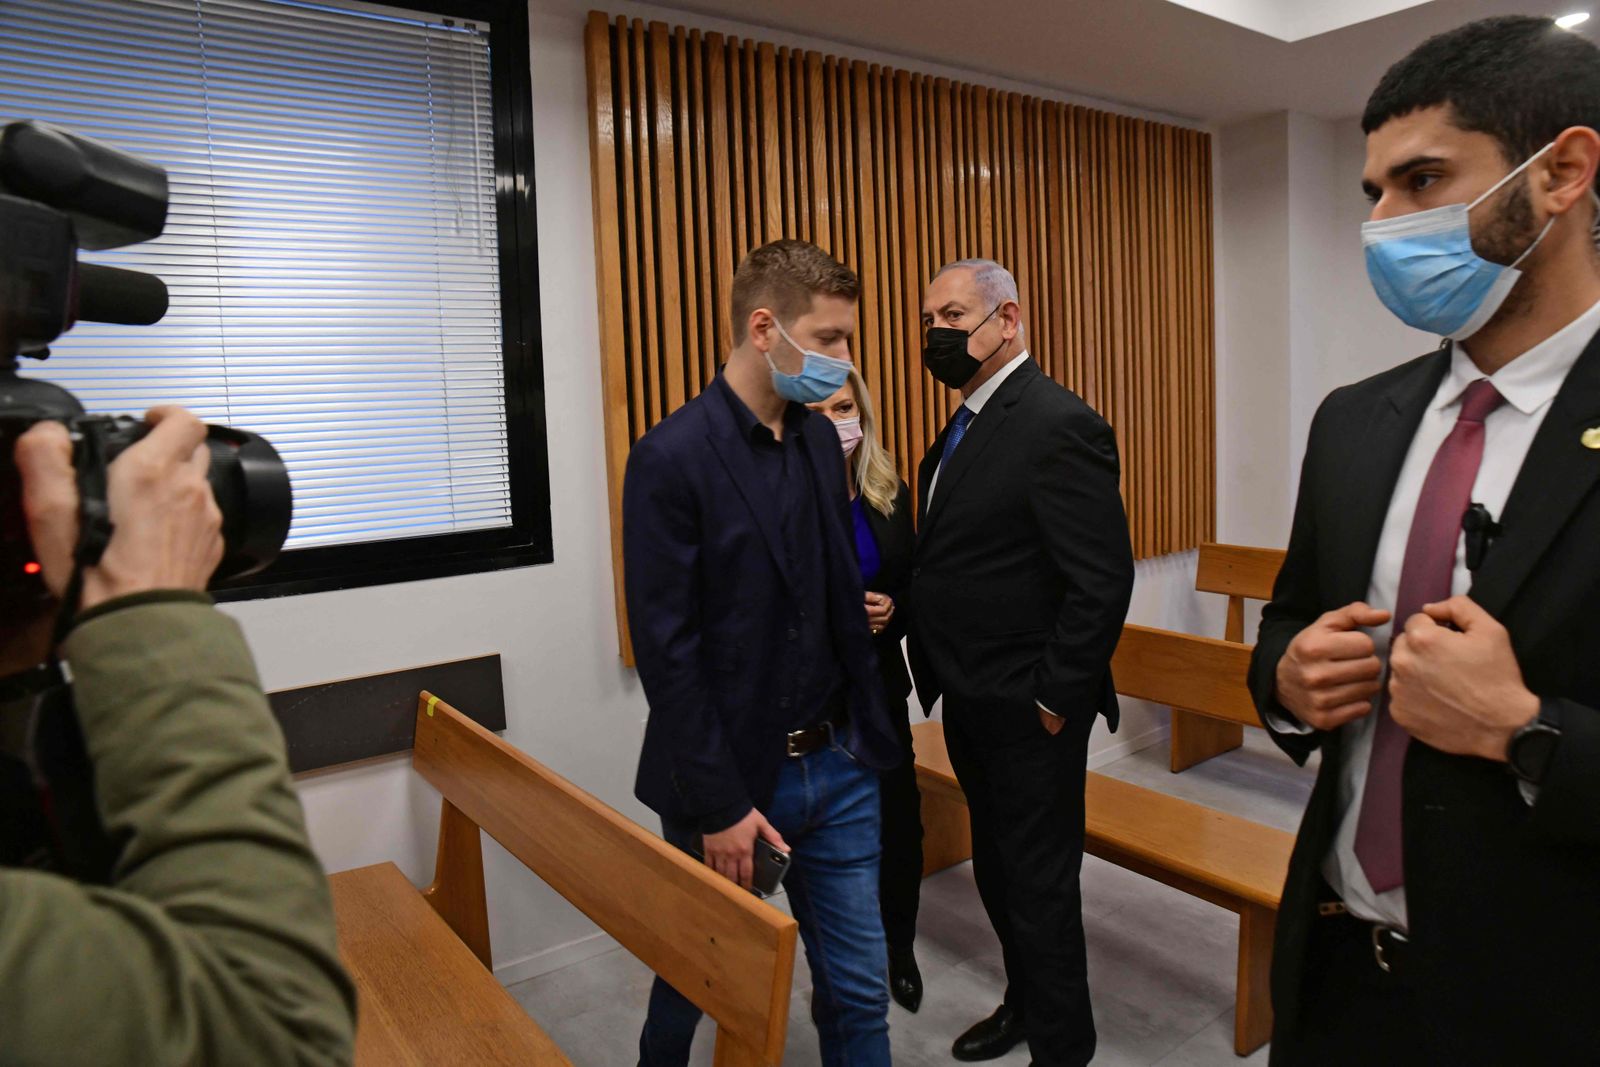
{"left": 710, "top": 375, "right": 844, "bottom": 730}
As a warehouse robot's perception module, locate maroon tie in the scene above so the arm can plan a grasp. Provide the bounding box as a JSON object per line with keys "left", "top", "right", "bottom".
{"left": 1353, "top": 378, "right": 1505, "bottom": 894}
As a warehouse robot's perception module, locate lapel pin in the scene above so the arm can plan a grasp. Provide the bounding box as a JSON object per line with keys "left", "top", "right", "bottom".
{"left": 1584, "top": 427, "right": 1600, "bottom": 450}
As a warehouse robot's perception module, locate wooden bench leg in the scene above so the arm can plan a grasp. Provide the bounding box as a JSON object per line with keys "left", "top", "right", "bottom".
{"left": 919, "top": 786, "right": 972, "bottom": 876}
{"left": 713, "top": 1030, "right": 770, "bottom": 1067}
{"left": 422, "top": 799, "right": 492, "bottom": 968}
{"left": 1235, "top": 903, "right": 1276, "bottom": 1056}
{"left": 1170, "top": 710, "right": 1244, "bottom": 772}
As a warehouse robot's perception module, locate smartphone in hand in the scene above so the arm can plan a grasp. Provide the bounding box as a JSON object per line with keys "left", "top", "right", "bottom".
{"left": 749, "top": 837, "right": 792, "bottom": 897}
{"left": 688, "top": 834, "right": 792, "bottom": 898}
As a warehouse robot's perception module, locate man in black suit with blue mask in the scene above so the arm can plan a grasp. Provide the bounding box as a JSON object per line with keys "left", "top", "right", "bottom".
{"left": 625, "top": 239, "right": 902, "bottom": 1067}
{"left": 1251, "top": 17, "right": 1600, "bottom": 1065}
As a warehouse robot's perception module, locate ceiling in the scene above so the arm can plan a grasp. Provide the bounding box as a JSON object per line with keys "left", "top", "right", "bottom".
{"left": 1165, "top": 0, "right": 1435, "bottom": 42}
{"left": 653, "top": 0, "right": 1598, "bottom": 123}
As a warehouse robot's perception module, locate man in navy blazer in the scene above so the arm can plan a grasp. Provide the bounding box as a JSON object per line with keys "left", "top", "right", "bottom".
{"left": 624, "top": 240, "right": 901, "bottom": 1067}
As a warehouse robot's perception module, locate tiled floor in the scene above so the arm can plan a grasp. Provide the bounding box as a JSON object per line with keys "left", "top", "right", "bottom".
{"left": 509, "top": 729, "right": 1316, "bottom": 1066}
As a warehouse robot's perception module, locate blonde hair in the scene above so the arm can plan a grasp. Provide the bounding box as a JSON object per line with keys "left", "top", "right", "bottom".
{"left": 846, "top": 367, "right": 901, "bottom": 517}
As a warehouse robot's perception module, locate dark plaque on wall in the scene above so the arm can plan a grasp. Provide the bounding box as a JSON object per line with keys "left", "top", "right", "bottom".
{"left": 269, "top": 654, "right": 505, "bottom": 773}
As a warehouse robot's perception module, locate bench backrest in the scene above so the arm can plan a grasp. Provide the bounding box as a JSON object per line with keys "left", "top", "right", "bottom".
{"left": 1194, "top": 542, "right": 1286, "bottom": 642}
{"left": 1111, "top": 624, "right": 1258, "bottom": 727}
{"left": 412, "top": 694, "right": 797, "bottom": 1067}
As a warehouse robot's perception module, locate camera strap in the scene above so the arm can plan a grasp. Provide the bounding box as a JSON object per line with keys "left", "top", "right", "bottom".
{"left": 50, "top": 418, "right": 117, "bottom": 646}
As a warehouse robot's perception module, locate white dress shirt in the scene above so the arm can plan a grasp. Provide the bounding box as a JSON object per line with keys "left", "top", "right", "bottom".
{"left": 926, "top": 349, "right": 1031, "bottom": 503}
{"left": 1276, "top": 297, "right": 1600, "bottom": 931}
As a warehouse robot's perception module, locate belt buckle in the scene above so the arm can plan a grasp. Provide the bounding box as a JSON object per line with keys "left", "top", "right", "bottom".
{"left": 1370, "top": 924, "right": 1408, "bottom": 974}
{"left": 785, "top": 720, "right": 833, "bottom": 757}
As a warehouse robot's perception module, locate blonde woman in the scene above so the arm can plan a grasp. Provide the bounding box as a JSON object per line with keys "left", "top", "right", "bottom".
{"left": 809, "top": 368, "right": 925, "bottom": 1013}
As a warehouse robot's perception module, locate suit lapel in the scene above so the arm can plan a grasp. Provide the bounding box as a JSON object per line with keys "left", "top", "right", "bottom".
{"left": 704, "top": 386, "right": 797, "bottom": 592}
{"left": 1469, "top": 332, "right": 1600, "bottom": 618}
{"left": 1330, "top": 348, "right": 1450, "bottom": 605}
{"left": 801, "top": 414, "right": 877, "bottom": 695}
{"left": 919, "top": 361, "right": 1038, "bottom": 540}
{"left": 863, "top": 491, "right": 889, "bottom": 554}
{"left": 802, "top": 415, "right": 844, "bottom": 518}
{"left": 917, "top": 429, "right": 945, "bottom": 527}
{"left": 802, "top": 414, "right": 860, "bottom": 583}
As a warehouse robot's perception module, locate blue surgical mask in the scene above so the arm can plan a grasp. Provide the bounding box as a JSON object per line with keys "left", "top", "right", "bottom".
{"left": 765, "top": 318, "right": 853, "bottom": 404}
{"left": 1362, "top": 142, "right": 1558, "bottom": 340}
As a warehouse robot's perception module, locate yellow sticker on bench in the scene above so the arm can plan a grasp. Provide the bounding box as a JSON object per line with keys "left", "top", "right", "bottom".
{"left": 426, "top": 695, "right": 440, "bottom": 717}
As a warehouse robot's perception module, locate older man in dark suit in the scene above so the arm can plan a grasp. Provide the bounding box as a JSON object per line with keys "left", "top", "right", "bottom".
{"left": 908, "top": 259, "right": 1134, "bottom": 1067}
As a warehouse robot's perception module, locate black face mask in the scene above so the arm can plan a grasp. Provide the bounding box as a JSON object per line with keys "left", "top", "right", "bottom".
{"left": 921, "top": 303, "right": 1006, "bottom": 389}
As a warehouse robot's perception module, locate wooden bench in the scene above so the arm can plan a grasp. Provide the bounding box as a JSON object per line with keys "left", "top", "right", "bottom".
{"left": 331, "top": 693, "right": 799, "bottom": 1066}
{"left": 1166, "top": 542, "right": 1286, "bottom": 771}
{"left": 919, "top": 621, "right": 1260, "bottom": 880}
{"left": 913, "top": 721, "right": 1292, "bottom": 1056}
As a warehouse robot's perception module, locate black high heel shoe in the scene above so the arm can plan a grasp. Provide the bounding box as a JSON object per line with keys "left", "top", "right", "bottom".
{"left": 888, "top": 945, "right": 923, "bottom": 1013}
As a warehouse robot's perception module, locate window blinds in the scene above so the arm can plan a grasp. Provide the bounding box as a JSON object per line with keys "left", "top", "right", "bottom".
{"left": 0, "top": 0, "right": 510, "bottom": 550}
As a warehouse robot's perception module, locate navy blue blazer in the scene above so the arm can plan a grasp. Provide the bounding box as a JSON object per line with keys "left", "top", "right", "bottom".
{"left": 623, "top": 374, "right": 900, "bottom": 833}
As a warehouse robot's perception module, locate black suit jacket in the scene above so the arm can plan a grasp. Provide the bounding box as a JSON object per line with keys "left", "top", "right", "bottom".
{"left": 1248, "top": 337, "right": 1600, "bottom": 1062}
{"left": 907, "top": 359, "right": 1134, "bottom": 735}
{"left": 861, "top": 480, "right": 915, "bottom": 706}
{"left": 623, "top": 378, "right": 901, "bottom": 834}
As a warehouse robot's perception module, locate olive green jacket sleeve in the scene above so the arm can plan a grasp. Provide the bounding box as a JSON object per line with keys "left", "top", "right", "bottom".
{"left": 0, "top": 596, "right": 357, "bottom": 1066}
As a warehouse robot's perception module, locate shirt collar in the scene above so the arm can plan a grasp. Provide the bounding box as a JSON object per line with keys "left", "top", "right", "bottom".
{"left": 963, "top": 350, "right": 1031, "bottom": 414}
{"left": 1440, "top": 297, "right": 1600, "bottom": 416}
{"left": 713, "top": 373, "right": 805, "bottom": 443}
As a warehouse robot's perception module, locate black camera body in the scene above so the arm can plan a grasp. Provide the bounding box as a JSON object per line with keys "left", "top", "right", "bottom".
{"left": 0, "top": 121, "right": 293, "bottom": 632}
{"left": 0, "top": 388, "right": 293, "bottom": 625}
{"left": 1, "top": 121, "right": 293, "bottom": 878}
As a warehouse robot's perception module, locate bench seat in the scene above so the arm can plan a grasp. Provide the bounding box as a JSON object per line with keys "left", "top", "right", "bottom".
{"left": 330, "top": 862, "right": 570, "bottom": 1066}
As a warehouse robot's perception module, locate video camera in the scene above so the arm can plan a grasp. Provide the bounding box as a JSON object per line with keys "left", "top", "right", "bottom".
{"left": 1, "top": 121, "right": 292, "bottom": 877}
{"left": 0, "top": 121, "right": 292, "bottom": 640}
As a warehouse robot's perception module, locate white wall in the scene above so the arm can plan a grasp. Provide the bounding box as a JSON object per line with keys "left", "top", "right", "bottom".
{"left": 1215, "top": 111, "right": 1432, "bottom": 535}
{"left": 1214, "top": 112, "right": 1292, "bottom": 547}
{"left": 223, "top": 0, "right": 1240, "bottom": 984}
{"left": 1286, "top": 110, "right": 1338, "bottom": 500}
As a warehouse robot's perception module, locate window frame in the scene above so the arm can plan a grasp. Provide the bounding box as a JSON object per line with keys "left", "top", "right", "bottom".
{"left": 180, "top": 0, "right": 552, "bottom": 602}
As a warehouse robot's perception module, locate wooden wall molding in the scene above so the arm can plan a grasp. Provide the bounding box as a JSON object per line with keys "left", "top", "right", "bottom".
{"left": 585, "top": 11, "right": 1216, "bottom": 658}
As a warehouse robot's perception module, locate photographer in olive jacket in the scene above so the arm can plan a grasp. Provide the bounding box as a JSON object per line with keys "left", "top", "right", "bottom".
{"left": 0, "top": 407, "right": 356, "bottom": 1065}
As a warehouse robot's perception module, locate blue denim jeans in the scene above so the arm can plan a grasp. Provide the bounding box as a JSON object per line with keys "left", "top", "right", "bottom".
{"left": 637, "top": 743, "right": 891, "bottom": 1067}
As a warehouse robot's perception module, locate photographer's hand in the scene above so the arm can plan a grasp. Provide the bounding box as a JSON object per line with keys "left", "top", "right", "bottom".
{"left": 17, "top": 406, "right": 222, "bottom": 611}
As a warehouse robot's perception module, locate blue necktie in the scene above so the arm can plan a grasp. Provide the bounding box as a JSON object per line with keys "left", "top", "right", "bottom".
{"left": 939, "top": 405, "right": 975, "bottom": 473}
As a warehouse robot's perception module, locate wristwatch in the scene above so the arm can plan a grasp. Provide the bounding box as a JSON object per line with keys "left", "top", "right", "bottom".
{"left": 1507, "top": 702, "right": 1562, "bottom": 786}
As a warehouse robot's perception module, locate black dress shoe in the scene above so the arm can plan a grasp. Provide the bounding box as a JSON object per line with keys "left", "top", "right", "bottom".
{"left": 888, "top": 945, "right": 923, "bottom": 1012}
{"left": 952, "top": 1004, "right": 1026, "bottom": 1061}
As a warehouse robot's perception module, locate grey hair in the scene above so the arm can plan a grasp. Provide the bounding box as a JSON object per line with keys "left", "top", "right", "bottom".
{"left": 936, "top": 258, "right": 1019, "bottom": 307}
{"left": 935, "top": 258, "right": 1024, "bottom": 336}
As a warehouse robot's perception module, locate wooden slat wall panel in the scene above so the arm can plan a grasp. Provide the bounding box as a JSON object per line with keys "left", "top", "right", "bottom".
{"left": 585, "top": 11, "right": 1216, "bottom": 657}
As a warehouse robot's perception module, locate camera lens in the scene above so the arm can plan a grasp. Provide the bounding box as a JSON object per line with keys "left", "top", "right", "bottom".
{"left": 202, "top": 426, "right": 292, "bottom": 579}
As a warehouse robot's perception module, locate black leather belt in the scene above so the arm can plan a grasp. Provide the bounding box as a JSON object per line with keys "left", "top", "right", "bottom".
{"left": 1318, "top": 898, "right": 1412, "bottom": 975}
{"left": 786, "top": 716, "right": 844, "bottom": 757}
